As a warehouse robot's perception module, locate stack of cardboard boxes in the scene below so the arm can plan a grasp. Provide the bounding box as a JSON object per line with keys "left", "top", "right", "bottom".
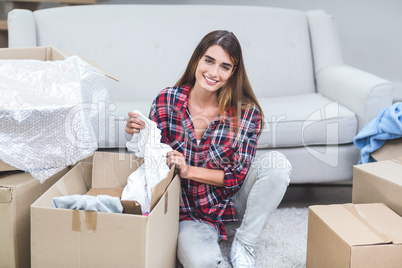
{"left": 306, "top": 139, "right": 402, "bottom": 267}
{"left": 0, "top": 47, "right": 94, "bottom": 267}
{"left": 0, "top": 159, "right": 71, "bottom": 267}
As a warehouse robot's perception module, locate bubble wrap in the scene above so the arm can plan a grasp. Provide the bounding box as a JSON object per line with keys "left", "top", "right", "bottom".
{"left": 0, "top": 56, "right": 111, "bottom": 182}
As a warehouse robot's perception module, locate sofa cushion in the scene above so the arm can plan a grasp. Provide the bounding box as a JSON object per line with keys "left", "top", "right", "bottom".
{"left": 21, "top": 5, "right": 315, "bottom": 103}
{"left": 257, "top": 93, "right": 357, "bottom": 148}
{"left": 107, "top": 93, "right": 357, "bottom": 149}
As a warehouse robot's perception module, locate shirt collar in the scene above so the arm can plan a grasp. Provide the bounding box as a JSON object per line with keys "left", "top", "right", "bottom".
{"left": 172, "top": 85, "right": 191, "bottom": 112}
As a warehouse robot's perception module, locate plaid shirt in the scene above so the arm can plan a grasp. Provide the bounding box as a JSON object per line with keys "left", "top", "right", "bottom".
{"left": 149, "top": 86, "right": 261, "bottom": 239}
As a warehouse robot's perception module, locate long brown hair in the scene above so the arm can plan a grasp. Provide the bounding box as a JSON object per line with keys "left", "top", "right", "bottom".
{"left": 175, "top": 30, "right": 264, "bottom": 136}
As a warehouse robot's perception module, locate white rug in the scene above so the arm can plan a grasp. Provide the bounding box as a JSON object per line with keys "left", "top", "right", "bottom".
{"left": 219, "top": 207, "right": 309, "bottom": 268}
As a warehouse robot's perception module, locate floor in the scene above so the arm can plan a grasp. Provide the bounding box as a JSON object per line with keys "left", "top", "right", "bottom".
{"left": 278, "top": 180, "right": 353, "bottom": 208}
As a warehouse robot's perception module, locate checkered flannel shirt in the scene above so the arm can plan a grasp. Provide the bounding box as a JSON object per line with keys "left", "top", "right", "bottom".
{"left": 149, "top": 86, "right": 261, "bottom": 239}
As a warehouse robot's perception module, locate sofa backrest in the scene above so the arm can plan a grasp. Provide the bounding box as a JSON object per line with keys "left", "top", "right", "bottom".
{"left": 8, "top": 5, "right": 316, "bottom": 102}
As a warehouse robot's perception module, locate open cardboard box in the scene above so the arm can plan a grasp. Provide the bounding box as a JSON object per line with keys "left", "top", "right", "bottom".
{"left": 306, "top": 203, "right": 402, "bottom": 267}
{"left": 352, "top": 138, "right": 402, "bottom": 216}
{"left": 0, "top": 46, "right": 117, "bottom": 172}
{"left": 31, "top": 151, "right": 180, "bottom": 268}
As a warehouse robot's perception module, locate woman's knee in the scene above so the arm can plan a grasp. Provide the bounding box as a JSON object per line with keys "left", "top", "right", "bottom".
{"left": 177, "top": 221, "right": 223, "bottom": 268}
{"left": 257, "top": 151, "right": 292, "bottom": 185}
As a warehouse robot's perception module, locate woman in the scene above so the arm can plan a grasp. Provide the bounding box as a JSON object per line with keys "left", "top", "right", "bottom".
{"left": 126, "top": 30, "right": 291, "bottom": 268}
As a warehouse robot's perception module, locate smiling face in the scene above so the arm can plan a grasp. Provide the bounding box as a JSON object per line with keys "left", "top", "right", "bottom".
{"left": 193, "top": 45, "right": 235, "bottom": 94}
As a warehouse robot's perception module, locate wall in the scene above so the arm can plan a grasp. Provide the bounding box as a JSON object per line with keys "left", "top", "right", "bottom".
{"left": 38, "top": 0, "right": 402, "bottom": 98}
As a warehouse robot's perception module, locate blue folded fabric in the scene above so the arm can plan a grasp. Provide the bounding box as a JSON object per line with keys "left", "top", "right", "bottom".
{"left": 51, "top": 194, "right": 123, "bottom": 213}
{"left": 353, "top": 102, "right": 402, "bottom": 164}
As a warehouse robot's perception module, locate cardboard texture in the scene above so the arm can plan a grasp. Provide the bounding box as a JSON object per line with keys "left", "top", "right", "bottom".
{"left": 306, "top": 203, "right": 402, "bottom": 268}
{"left": 0, "top": 46, "right": 117, "bottom": 81}
{"left": 0, "top": 47, "right": 116, "bottom": 172}
{"left": 31, "top": 151, "right": 180, "bottom": 268}
{"left": 353, "top": 138, "right": 402, "bottom": 216}
{"left": 353, "top": 161, "right": 402, "bottom": 216}
{"left": 0, "top": 160, "right": 17, "bottom": 172}
{"left": 0, "top": 167, "right": 70, "bottom": 268}
{"left": 370, "top": 137, "right": 402, "bottom": 162}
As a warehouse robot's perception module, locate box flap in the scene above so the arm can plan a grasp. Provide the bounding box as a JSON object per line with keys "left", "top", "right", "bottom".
{"left": 146, "top": 174, "right": 180, "bottom": 268}
{"left": 91, "top": 152, "right": 176, "bottom": 213}
{"left": 0, "top": 47, "right": 51, "bottom": 61}
{"left": 91, "top": 152, "right": 143, "bottom": 189}
{"left": 86, "top": 187, "right": 124, "bottom": 198}
{"left": 76, "top": 55, "right": 119, "bottom": 82}
{"left": 0, "top": 160, "right": 18, "bottom": 172}
{"left": 0, "top": 172, "right": 33, "bottom": 203}
{"left": 48, "top": 47, "right": 118, "bottom": 81}
{"left": 150, "top": 166, "right": 176, "bottom": 211}
{"left": 32, "top": 163, "right": 90, "bottom": 208}
{"left": 354, "top": 160, "right": 402, "bottom": 186}
{"left": 371, "top": 138, "right": 402, "bottom": 163}
{"left": 349, "top": 203, "right": 402, "bottom": 244}
{"left": 310, "top": 203, "right": 402, "bottom": 246}
{"left": 0, "top": 47, "right": 118, "bottom": 81}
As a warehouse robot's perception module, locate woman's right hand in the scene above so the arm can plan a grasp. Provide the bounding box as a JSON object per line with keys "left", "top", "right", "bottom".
{"left": 126, "top": 111, "right": 145, "bottom": 135}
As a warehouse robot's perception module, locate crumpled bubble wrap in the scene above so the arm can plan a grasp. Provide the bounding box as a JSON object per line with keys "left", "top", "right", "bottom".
{"left": 0, "top": 56, "right": 111, "bottom": 182}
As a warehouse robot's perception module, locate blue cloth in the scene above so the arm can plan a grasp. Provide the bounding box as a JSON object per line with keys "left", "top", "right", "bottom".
{"left": 353, "top": 102, "right": 402, "bottom": 164}
{"left": 51, "top": 194, "right": 123, "bottom": 213}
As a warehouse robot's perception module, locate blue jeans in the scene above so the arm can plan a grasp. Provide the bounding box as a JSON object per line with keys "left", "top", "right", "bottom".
{"left": 177, "top": 151, "right": 291, "bottom": 268}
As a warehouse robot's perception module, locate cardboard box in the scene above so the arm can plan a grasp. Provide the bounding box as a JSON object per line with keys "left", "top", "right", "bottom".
{"left": 353, "top": 161, "right": 402, "bottom": 216}
{"left": 353, "top": 138, "right": 402, "bottom": 216}
{"left": 0, "top": 167, "right": 71, "bottom": 268}
{"left": 0, "top": 160, "right": 18, "bottom": 172}
{"left": 0, "top": 46, "right": 116, "bottom": 80}
{"left": 0, "top": 46, "right": 117, "bottom": 172}
{"left": 370, "top": 138, "right": 402, "bottom": 163}
{"left": 31, "top": 151, "right": 180, "bottom": 268}
{"left": 306, "top": 203, "right": 402, "bottom": 268}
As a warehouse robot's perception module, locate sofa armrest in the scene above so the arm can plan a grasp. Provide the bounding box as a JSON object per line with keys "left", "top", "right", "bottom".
{"left": 317, "top": 64, "right": 394, "bottom": 131}
{"left": 307, "top": 9, "right": 344, "bottom": 73}
{"left": 7, "top": 9, "right": 37, "bottom": 47}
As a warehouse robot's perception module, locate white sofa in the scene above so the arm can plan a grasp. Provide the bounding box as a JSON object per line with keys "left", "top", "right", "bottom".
{"left": 7, "top": 5, "right": 394, "bottom": 183}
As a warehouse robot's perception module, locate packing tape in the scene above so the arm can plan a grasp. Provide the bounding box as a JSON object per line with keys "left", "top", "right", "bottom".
{"left": 164, "top": 190, "right": 168, "bottom": 215}
{"left": 72, "top": 210, "right": 81, "bottom": 232}
{"left": 343, "top": 204, "right": 391, "bottom": 243}
{"left": 85, "top": 211, "right": 97, "bottom": 232}
{"left": 72, "top": 210, "right": 97, "bottom": 232}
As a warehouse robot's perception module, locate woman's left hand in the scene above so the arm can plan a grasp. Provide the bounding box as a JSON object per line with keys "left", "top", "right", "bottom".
{"left": 166, "top": 150, "right": 189, "bottom": 178}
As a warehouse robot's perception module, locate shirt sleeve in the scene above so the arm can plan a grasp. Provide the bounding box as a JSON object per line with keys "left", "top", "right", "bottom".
{"left": 223, "top": 105, "right": 262, "bottom": 190}
{"left": 148, "top": 91, "right": 170, "bottom": 144}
